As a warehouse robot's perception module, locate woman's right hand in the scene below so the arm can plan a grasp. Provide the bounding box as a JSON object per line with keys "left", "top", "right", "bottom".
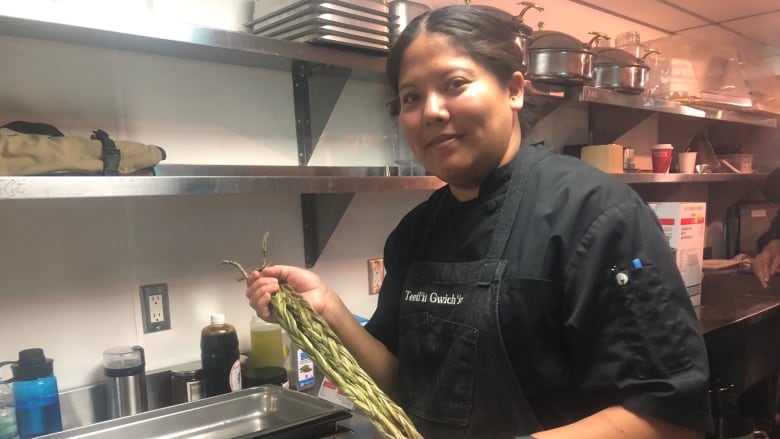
{"left": 754, "top": 239, "right": 780, "bottom": 289}
{"left": 245, "top": 265, "right": 334, "bottom": 323}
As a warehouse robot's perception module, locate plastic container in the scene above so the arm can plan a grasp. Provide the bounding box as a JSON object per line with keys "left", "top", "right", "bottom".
{"left": 0, "top": 349, "right": 62, "bottom": 439}
{"left": 282, "top": 331, "right": 315, "bottom": 391}
{"left": 718, "top": 154, "right": 753, "bottom": 173}
{"left": 0, "top": 375, "right": 17, "bottom": 439}
{"left": 249, "top": 315, "right": 284, "bottom": 369}
{"left": 200, "top": 314, "right": 241, "bottom": 397}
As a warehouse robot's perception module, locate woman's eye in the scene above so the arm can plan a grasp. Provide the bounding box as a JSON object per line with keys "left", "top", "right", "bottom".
{"left": 447, "top": 78, "right": 468, "bottom": 91}
{"left": 400, "top": 93, "right": 420, "bottom": 106}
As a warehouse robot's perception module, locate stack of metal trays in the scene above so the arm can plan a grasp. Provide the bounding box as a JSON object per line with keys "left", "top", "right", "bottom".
{"left": 247, "top": 0, "right": 391, "bottom": 53}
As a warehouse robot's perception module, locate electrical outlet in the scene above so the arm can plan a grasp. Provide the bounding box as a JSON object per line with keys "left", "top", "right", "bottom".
{"left": 367, "top": 258, "right": 385, "bottom": 295}
{"left": 140, "top": 283, "right": 171, "bottom": 333}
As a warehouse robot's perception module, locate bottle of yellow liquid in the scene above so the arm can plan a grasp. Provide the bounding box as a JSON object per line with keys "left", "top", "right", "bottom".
{"left": 249, "top": 315, "right": 285, "bottom": 369}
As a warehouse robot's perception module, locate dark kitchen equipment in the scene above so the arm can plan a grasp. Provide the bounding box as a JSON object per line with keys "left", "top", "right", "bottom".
{"left": 591, "top": 47, "right": 659, "bottom": 94}
{"left": 103, "top": 345, "right": 148, "bottom": 419}
{"left": 511, "top": 2, "right": 544, "bottom": 73}
{"left": 527, "top": 30, "right": 609, "bottom": 85}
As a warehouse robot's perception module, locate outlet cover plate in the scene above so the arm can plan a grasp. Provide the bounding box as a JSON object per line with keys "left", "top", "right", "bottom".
{"left": 140, "top": 283, "right": 171, "bottom": 333}
{"left": 367, "top": 258, "right": 385, "bottom": 295}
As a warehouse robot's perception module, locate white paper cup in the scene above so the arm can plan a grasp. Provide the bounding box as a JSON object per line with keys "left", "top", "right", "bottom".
{"left": 651, "top": 144, "right": 674, "bottom": 173}
{"left": 678, "top": 152, "right": 697, "bottom": 173}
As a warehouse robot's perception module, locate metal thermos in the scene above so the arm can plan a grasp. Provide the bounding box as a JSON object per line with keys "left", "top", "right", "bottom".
{"left": 103, "top": 346, "right": 148, "bottom": 419}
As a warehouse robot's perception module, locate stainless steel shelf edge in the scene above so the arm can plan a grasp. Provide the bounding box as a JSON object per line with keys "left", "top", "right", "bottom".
{"left": 0, "top": 175, "right": 445, "bottom": 199}
{"left": 617, "top": 172, "right": 768, "bottom": 184}
{"left": 580, "top": 86, "right": 778, "bottom": 128}
{"left": 0, "top": 14, "right": 386, "bottom": 80}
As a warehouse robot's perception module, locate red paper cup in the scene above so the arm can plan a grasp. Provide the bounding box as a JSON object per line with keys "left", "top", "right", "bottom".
{"left": 651, "top": 144, "right": 674, "bottom": 173}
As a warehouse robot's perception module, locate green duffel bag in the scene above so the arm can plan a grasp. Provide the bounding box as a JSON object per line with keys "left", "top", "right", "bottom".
{"left": 0, "top": 121, "right": 166, "bottom": 176}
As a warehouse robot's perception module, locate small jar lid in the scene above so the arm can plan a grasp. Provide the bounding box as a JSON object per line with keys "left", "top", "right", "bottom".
{"left": 243, "top": 367, "right": 288, "bottom": 389}
{"left": 171, "top": 361, "right": 203, "bottom": 380}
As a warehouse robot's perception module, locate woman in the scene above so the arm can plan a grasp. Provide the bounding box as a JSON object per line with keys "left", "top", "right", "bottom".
{"left": 246, "top": 6, "right": 712, "bottom": 438}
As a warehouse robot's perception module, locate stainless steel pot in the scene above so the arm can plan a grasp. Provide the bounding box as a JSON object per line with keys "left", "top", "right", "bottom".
{"left": 592, "top": 49, "right": 659, "bottom": 94}
{"left": 592, "top": 64, "right": 648, "bottom": 94}
{"left": 527, "top": 31, "right": 609, "bottom": 85}
{"left": 511, "top": 2, "right": 543, "bottom": 73}
{"left": 527, "top": 49, "right": 593, "bottom": 84}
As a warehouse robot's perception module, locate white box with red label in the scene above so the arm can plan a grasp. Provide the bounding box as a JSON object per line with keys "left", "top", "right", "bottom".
{"left": 648, "top": 202, "right": 706, "bottom": 305}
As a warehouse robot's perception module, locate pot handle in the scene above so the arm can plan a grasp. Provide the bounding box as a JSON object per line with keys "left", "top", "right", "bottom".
{"left": 639, "top": 48, "right": 661, "bottom": 62}
{"left": 586, "top": 31, "right": 610, "bottom": 49}
{"left": 515, "top": 2, "right": 544, "bottom": 23}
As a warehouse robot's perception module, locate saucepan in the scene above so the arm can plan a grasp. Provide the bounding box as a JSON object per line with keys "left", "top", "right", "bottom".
{"left": 511, "top": 2, "right": 544, "bottom": 73}
{"left": 591, "top": 48, "right": 660, "bottom": 94}
{"left": 527, "top": 30, "right": 610, "bottom": 85}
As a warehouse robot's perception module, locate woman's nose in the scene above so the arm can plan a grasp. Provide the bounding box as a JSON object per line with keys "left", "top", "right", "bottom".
{"left": 422, "top": 93, "right": 448, "bottom": 124}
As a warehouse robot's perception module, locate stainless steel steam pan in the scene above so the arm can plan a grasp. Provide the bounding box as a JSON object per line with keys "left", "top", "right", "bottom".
{"left": 290, "top": 33, "right": 389, "bottom": 53}
{"left": 252, "top": 0, "right": 388, "bottom": 22}
{"left": 251, "top": 7, "right": 389, "bottom": 35}
{"left": 253, "top": 13, "right": 390, "bottom": 37}
{"left": 40, "top": 386, "right": 351, "bottom": 439}
{"left": 261, "top": 23, "right": 390, "bottom": 46}
{"left": 247, "top": 2, "right": 389, "bottom": 28}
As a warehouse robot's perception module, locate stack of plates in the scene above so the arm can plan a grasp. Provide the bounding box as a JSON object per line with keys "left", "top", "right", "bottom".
{"left": 247, "top": 0, "right": 391, "bottom": 53}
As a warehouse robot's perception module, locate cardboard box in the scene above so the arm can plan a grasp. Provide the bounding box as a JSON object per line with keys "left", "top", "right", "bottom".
{"left": 648, "top": 202, "right": 706, "bottom": 294}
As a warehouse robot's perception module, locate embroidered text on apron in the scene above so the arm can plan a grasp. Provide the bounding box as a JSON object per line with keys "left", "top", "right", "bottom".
{"left": 397, "top": 144, "right": 551, "bottom": 438}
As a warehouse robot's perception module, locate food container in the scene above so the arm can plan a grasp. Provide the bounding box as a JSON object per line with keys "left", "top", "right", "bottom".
{"left": 718, "top": 154, "right": 753, "bottom": 173}
{"left": 580, "top": 144, "right": 624, "bottom": 173}
{"left": 171, "top": 361, "right": 205, "bottom": 404}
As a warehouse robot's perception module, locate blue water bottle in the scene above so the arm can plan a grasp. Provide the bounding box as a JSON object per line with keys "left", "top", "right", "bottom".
{"left": 0, "top": 349, "right": 62, "bottom": 438}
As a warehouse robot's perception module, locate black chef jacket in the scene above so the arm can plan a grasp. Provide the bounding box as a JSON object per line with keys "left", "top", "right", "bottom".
{"left": 365, "top": 143, "right": 713, "bottom": 433}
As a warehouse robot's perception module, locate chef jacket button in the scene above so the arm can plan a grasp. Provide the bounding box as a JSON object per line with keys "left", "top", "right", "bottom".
{"left": 485, "top": 201, "right": 498, "bottom": 214}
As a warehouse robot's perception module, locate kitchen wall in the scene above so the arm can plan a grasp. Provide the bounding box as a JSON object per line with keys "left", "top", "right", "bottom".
{"left": 0, "top": 25, "right": 429, "bottom": 389}
{"left": 0, "top": 1, "right": 778, "bottom": 391}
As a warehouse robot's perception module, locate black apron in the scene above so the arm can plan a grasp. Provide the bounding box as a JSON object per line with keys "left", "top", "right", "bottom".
{"left": 397, "top": 144, "right": 550, "bottom": 438}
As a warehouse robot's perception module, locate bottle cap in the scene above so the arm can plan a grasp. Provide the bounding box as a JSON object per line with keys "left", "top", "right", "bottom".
{"left": 211, "top": 314, "right": 226, "bottom": 325}
{"left": 12, "top": 348, "right": 54, "bottom": 380}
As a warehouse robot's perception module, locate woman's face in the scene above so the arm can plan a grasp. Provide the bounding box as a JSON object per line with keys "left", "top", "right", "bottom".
{"left": 397, "top": 32, "right": 524, "bottom": 194}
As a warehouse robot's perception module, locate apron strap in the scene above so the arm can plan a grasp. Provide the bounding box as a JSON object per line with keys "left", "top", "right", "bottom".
{"left": 479, "top": 143, "right": 551, "bottom": 284}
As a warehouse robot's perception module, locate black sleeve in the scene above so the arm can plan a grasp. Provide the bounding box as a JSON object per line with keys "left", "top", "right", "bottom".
{"left": 757, "top": 210, "right": 780, "bottom": 252}
{"left": 563, "top": 198, "right": 713, "bottom": 433}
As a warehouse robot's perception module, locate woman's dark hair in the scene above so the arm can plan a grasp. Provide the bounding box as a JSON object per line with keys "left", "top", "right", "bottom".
{"left": 386, "top": 5, "right": 525, "bottom": 96}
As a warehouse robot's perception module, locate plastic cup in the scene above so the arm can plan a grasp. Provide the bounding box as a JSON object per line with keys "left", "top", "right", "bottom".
{"left": 678, "top": 151, "right": 697, "bottom": 173}
{"left": 651, "top": 144, "right": 674, "bottom": 173}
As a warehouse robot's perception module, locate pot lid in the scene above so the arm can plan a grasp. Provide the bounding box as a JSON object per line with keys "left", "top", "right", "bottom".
{"left": 530, "top": 30, "right": 584, "bottom": 50}
{"left": 592, "top": 47, "right": 640, "bottom": 65}
{"left": 592, "top": 47, "right": 659, "bottom": 66}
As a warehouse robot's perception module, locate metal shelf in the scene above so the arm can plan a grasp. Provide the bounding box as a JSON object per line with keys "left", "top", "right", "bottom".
{"left": 0, "top": 166, "right": 445, "bottom": 200}
{"left": 580, "top": 86, "right": 777, "bottom": 128}
{"left": 0, "top": 14, "right": 387, "bottom": 81}
{"left": 617, "top": 172, "right": 768, "bottom": 184}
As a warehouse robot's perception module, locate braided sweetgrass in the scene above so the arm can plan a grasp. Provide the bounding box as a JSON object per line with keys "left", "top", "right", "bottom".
{"left": 222, "top": 233, "right": 422, "bottom": 439}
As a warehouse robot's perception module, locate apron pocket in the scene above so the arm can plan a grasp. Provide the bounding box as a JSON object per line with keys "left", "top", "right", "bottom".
{"left": 398, "top": 312, "right": 479, "bottom": 426}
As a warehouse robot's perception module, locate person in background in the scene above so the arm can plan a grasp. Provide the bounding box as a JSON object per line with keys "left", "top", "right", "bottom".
{"left": 245, "top": 5, "right": 711, "bottom": 439}
{"left": 753, "top": 167, "right": 780, "bottom": 289}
